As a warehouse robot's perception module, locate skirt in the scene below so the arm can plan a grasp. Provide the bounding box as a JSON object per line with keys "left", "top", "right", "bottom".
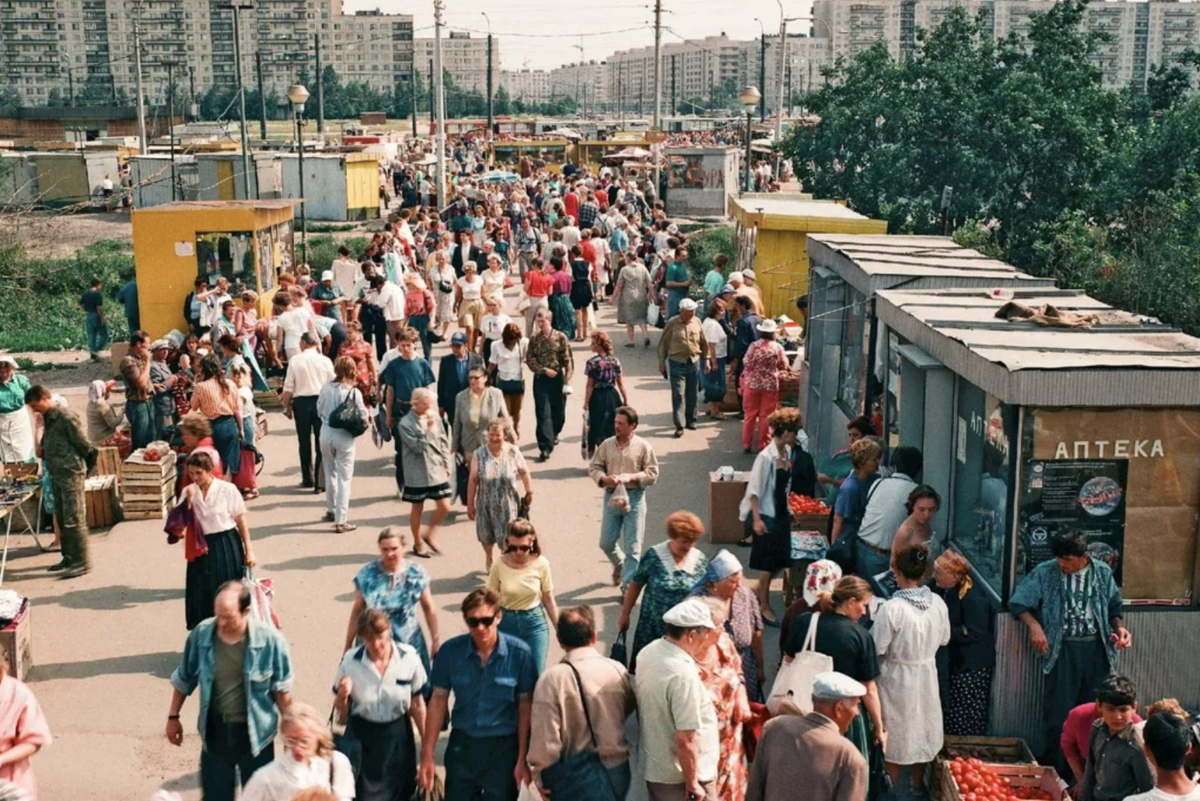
{"left": 346, "top": 715, "right": 417, "bottom": 801}
{"left": 748, "top": 514, "right": 790, "bottom": 573}
{"left": 185, "top": 529, "right": 245, "bottom": 630}
{"left": 946, "top": 667, "right": 994, "bottom": 736}
{"left": 549, "top": 294, "right": 576, "bottom": 339}
{"left": 587, "top": 385, "right": 621, "bottom": 448}
{"left": 570, "top": 281, "right": 594, "bottom": 310}
{"left": 703, "top": 357, "right": 726, "bottom": 404}
{"left": 401, "top": 481, "right": 454, "bottom": 504}
{"left": 458, "top": 298, "right": 485, "bottom": 329}
{"left": 210, "top": 414, "right": 241, "bottom": 475}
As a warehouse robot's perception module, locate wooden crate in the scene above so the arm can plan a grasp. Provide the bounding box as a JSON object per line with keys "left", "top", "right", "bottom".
{"left": 790, "top": 512, "right": 830, "bottom": 535}
{"left": 0, "top": 462, "right": 41, "bottom": 480}
{"left": 94, "top": 446, "right": 123, "bottom": 481}
{"left": 941, "top": 735, "right": 1037, "bottom": 766}
{"left": 936, "top": 763, "right": 1065, "bottom": 801}
{"left": 254, "top": 389, "right": 283, "bottom": 411}
{"left": 84, "top": 476, "right": 119, "bottom": 528}
{"left": 0, "top": 601, "right": 32, "bottom": 681}
{"left": 121, "top": 449, "right": 176, "bottom": 520}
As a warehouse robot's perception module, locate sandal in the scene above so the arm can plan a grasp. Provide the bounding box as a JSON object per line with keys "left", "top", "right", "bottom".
{"left": 411, "top": 547, "right": 431, "bottom": 559}
{"left": 334, "top": 523, "right": 358, "bottom": 533}
{"left": 242, "top": 490, "right": 260, "bottom": 500}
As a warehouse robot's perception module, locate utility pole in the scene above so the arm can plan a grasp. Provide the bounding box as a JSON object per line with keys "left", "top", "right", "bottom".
{"left": 66, "top": 68, "right": 74, "bottom": 107}
{"left": 188, "top": 65, "right": 197, "bottom": 120}
{"left": 433, "top": 0, "right": 447, "bottom": 209}
{"left": 166, "top": 60, "right": 180, "bottom": 200}
{"left": 411, "top": 63, "right": 418, "bottom": 135}
{"left": 482, "top": 12, "right": 494, "bottom": 139}
{"left": 652, "top": 0, "right": 663, "bottom": 195}
{"left": 775, "top": 11, "right": 790, "bottom": 148}
{"left": 428, "top": 58, "right": 434, "bottom": 132}
{"left": 133, "top": 0, "right": 148, "bottom": 155}
{"left": 314, "top": 34, "right": 325, "bottom": 136}
{"left": 219, "top": 2, "right": 253, "bottom": 200}
{"left": 671, "top": 55, "right": 676, "bottom": 116}
{"left": 759, "top": 32, "right": 767, "bottom": 121}
{"left": 255, "top": 50, "right": 267, "bottom": 140}
{"left": 786, "top": 62, "right": 792, "bottom": 117}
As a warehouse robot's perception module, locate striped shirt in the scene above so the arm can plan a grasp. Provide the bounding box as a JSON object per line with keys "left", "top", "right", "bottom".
{"left": 1062, "top": 566, "right": 1098, "bottom": 638}
{"left": 190, "top": 378, "right": 240, "bottom": 419}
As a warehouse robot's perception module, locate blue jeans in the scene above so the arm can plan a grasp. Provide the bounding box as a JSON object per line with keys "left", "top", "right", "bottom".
{"left": 667, "top": 359, "right": 698, "bottom": 431}
{"left": 409, "top": 313, "right": 433, "bottom": 363}
{"left": 85, "top": 312, "right": 109, "bottom": 354}
{"left": 498, "top": 606, "right": 549, "bottom": 674}
{"left": 856, "top": 539, "right": 892, "bottom": 585}
{"left": 125, "top": 399, "right": 157, "bottom": 449}
{"left": 600, "top": 487, "right": 646, "bottom": 588}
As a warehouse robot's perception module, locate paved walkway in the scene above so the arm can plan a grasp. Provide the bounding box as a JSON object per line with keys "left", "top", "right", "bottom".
{"left": 15, "top": 298, "right": 777, "bottom": 800}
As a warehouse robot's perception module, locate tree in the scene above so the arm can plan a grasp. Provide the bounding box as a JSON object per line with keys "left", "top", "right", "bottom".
{"left": 0, "top": 86, "right": 19, "bottom": 108}
{"left": 494, "top": 85, "right": 512, "bottom": 116}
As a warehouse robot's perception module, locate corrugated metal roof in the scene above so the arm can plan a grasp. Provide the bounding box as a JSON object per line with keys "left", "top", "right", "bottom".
{"left": 808, "top": 233, "right": 1057, "bottom": 294}
{"left": 876, "top": 288, "right": 1200, "bottom": 407}
{"left": 729, "top": 196, "right": 869, "bottom": 220}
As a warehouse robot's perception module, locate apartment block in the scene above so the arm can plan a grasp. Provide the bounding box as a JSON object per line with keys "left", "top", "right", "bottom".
{"left": 608, "top": 34, "right": 748, "bottom": 114}
{"left": 413, "top": 31, "right": 499, "bottom": 96}
{"left": 548, "top": 60, "right": 609, "bottom": 111}
{"left": 814, "top": 0, "right": 904, "bottom": 60}
{"left": 500, "top": 68, "right": 551, "bottom": 104}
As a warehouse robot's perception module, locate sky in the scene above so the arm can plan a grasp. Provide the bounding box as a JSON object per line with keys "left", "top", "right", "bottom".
{"left": 343, "top": 0, "right": 818, "bottom": 71}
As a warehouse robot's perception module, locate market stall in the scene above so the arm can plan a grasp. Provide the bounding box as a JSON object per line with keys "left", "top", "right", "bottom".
{"left": 664, "top": 147, "right": 739, "bottom": 219}
{"left": 875, "top": 286, "right": 1200, "bottom": 752}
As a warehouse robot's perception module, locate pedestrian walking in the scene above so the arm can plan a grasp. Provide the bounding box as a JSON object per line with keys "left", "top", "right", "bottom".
{"left": 79, "top": 275, "right": 108, "bottom": 360}
{"left": 701, "top": 299, "right": 729, "bottom": 420}
{"left": 692, "top": 597, "right": 750, "bottom": 801}
{"left": 690, "top": 551, "right": 765, "bottom": 701}
{"left": 340, "top": 321, "right": 378, "bottom": 409}
{"left": 746, "top": 672, "right": 869, "bottom": 801}
{"left": 382, "top": 328, "right": 436, "bottom": 494}
{"left": 570, "top": 245, "right": 595, "bottom": 342}
{"left": 740, "top": 320, "right": 787, "bottom": 453}
{"left": 438, "top": 333, "right": 484, "bottom": 424}
{"left": 334, "top": 608, "right": 429, "bottom": 801}
{"left": 612, "top": 254, "right": 654, "bottom": 348}
{"left": 116, "top": 277, "right": 139, "bottom": 334}
{"left": 487, "top": 519, "right": 559, "bottom": 673}
{"left": 456, "top": 261, "right": 486, "bottom": 352}
{"left": 529, "top": 606, "right": 635, "bottom": 801}
{"left": 419, "top": 588, "right": 537, "bottom": 801}
{"left": 583, "top": 332, "right": 628, "bottom": 458}
{"left": 549, "top": 254, "right": 577, "bottom": 340}
{"left": 452, "top": 368, "right": 509, "bottom": 464}
{"left": 121, "top": 330, "right": 158, "bottom": 448}
{"left": 179, "top": 451, "right": 257, "bottom": 630}
{"left": 658, "top": 298, "right": 705, "bottom": 438}
{"left": 663, "top": 246, "right": 692, "bottom": 321}
{"left": 281, "top": 333, "right": 335, "bottom": 488}
{"left": 478, "top": 296, "right": 512, "bottom": 366}
{"left": 0, "top": 657, "right": 52, "bottom": 800}
{"left": 432, "top": 250, "right": 458, "bottom": 340}
{"left": 468, "top": 418, "right": 531, "bottom": 571}
{"left": 166, "top": 582, "right": 294, "bottom": 801}
{"left": 25, "top": 385, "right": 93, "bottom": 578}
{"left": 634, "top": 598, "right": 720, "bottom": 801}
{"left": 588, "top": 406, "right": 658, "bottom": 589}
{"left": 192, "top": 354, "right": 244, "bottom": 483}
{"left": 523, "top": 257, "right": 554, "bottom": 339}
{"left": 526, "top": 307, "right": 573, "bottom": 462}
{"left": 318, "top": 356, "right": 369, "bottom": 532}
{"left": 404, "top": 274, "right": 436, "bottom": 363}
{"left": 398, "top": 387, "right": 453, "bottom": 556}
{"left": 489, "top": 323, "right": 528, "bottom": 438}
{"left": 0, "top": 355, "right": 35, "bottom": 462}
{"left": 241, "top": 702, "right": 354, "bottom": 801}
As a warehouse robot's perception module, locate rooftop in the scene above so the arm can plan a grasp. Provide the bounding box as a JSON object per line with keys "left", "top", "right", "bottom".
{"left": 730, "top": 195, "right": 871, "bottom": 222}
{"left": 136, "top": 199, "right": 301, "bottom": 212}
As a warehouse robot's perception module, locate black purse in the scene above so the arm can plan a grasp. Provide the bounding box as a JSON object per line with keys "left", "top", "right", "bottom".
{"left": 610, "top": 630, "right": 628, "bottom": 667}
{"left": 539, "top": 662, "right": 620, "bottom": 801}
{"left": 867, "top": 742, "right": 893, "bottom": 801}
{"left": 328, "top": 388, "right": 368, "bottom": 437}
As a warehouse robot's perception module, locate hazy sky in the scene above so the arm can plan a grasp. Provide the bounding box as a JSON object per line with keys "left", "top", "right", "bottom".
{"left": 343, "top": 0, "right": 818, "bottom": 71}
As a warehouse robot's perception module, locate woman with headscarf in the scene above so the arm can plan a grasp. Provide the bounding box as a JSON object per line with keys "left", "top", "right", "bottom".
{"left": 689, "top": 549, "right": 765, "bottom": 699}
{"left": 932, "top": 549, "right": 996, "bottom": 737}
{"left": 778, "top": 559, "right": 842, "bottom": 654}
{"left": 0, "top": 355, "right": 35, "bottom": 462}
{"left": 86, "top": 379, "right": 124, "bottom": 445}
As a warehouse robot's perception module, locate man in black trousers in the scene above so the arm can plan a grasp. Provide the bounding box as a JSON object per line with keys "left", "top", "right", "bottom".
{"left": 280, "top": 332, "right": 334, "bottom": 489}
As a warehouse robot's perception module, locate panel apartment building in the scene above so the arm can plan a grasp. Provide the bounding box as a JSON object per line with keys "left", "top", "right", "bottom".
{"left": 500, "top": 68, "right": 551, "bottom": 105}
{"left": 413, "top": 31, "right": 499, "bottom": 96}
{"left": 0, "top": 0, "right": 413, "bottom": 109}
{"left": 607, "top": 34, "right": 747, "bottom": 114}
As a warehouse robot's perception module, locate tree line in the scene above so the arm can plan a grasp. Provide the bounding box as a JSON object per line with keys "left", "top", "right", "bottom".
{"left": 783, "top": 0, "right": 1200, "bottom": 336}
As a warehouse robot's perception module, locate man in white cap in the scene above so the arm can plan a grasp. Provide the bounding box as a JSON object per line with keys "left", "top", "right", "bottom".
{"left": 634, "top": 598, "right": 720, "bottom": 801}
{"left": 739, "top": 269, "right": 765, "bottom": 317}
{"left": 657, "top": 298, "right": 707, "bottom": 437}
{"left": 747, "top": 671, "right": 869, "bottom": 801}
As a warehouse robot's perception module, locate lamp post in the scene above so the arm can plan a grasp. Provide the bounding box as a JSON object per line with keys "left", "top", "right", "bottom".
{"left": 739, "top": 86, "right": 761, "bottom": 193}
{"left": 287, "top": 83, "right": 310, "bottom": 255}
{"left": 754, "top": 18, "right": 767, "bottom": 122}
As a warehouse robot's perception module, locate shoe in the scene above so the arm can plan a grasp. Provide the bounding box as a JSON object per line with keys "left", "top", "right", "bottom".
{"left": 301, "top": 479, "right": 314, "bottom": 489}
{"left": 743, "top": 447, "right": 752, "bottom": 454}
{"left": 62, "top": 564, "right": 91, "bottom": 579}
{"left": 612, "top": 562, "right": 624, "bottom": 586}
{"left": 685, "top": 423, "right": 698, "bottom": 431}
{"left": 323, "top": 511, "right": 335, "bottom": 522}
{"left": 762, "top": 615, "right": 780, "bottom": 628}
{"left": 644, "top": 338, "right": 651, "bottom": 347}
{"left": 736, "top": 536, "right": 753, "bottom": 547}
{"left": 48, "top": 559, "right": 71, "bottom": 573}
{"left": 538, "top": 451, "right": 549, "bottom": 462}
{"left": 625, "top": 342, "right": 635, "bottom": 348}
{"left": 553, "top": 436, "right": 559, "bottom": 446}
{"left": 674, "top": 428, "right": 684, "bottom": 438}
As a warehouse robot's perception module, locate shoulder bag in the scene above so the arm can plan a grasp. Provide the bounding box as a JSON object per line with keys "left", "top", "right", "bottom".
{"left": 826, "top": 477, "right": 881, "bottom": 575}
{"left": 766, "top": 612, "right": 833, "bottom": 716}
{"left": 328, "top": 388, "right": 369, "bottom": 437}
{"left": 610, "top": 630, "right": 628, "bottom": 666}
{"left": 539, "top": 662, "right": 620, "bottom": 801}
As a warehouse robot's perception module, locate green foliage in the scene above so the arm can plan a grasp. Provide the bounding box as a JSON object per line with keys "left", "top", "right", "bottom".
{"left": 301, "top": 235, "right": 370, "bottom": 273}
{"left": 685, "top": 226, "right": 738, "bottom": 286}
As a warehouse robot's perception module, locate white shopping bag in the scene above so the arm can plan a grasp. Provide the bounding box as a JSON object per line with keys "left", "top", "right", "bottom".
{"left": 766, "top": 612, "right": 832, "bottom": 716}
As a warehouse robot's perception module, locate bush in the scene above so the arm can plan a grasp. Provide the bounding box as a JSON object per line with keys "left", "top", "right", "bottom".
{"left": 685, "top": 225, "right": 738, "bottom": 286}
{"left": 301, "top": 235, "right": 370, "bottom": 273}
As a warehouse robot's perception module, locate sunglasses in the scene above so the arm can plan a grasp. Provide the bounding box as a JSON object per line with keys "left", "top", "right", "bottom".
{"left": 465, "top": 615, "right": 496, "bottom": 629}
{"left": 507, "top": 544, "right": 532, "bottom": 553}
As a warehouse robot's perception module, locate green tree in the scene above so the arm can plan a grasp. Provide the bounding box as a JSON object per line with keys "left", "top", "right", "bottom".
{"left": 494, "top": 85, "right": 512, "bottom": 116}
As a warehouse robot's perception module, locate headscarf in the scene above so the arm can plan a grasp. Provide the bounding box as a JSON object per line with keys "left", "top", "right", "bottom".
{"left": 803, "top": 559, "right": 843, "bottom": 606}
{"left": 935, "top": 548, "right": 974, "bottom": 600}
{"left": 87, "top": 380, "right": 110, "bottom": 404}
{"left": 692, "top": 549, "right": 742, "bottom": 592}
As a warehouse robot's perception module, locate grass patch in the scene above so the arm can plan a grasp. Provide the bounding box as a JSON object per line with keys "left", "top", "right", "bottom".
{"left": 308, "top": 223, "right": 360, "bottom": 234}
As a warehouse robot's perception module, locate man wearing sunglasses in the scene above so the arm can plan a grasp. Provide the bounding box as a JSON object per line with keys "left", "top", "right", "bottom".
{"left": 420, "top": 587, "right": 538, "bottom": 801}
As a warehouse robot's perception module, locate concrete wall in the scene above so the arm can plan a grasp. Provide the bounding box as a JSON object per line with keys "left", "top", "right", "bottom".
{"left": 664, "top": 148, "right": 738, "bottom": 218}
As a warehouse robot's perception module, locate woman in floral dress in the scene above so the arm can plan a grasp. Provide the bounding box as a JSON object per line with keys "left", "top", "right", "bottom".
{"left": 695, "top": 596, "right": 750, "bottom": 801}
{"left": 617, "top": 511, "right": 710, "bottom": 671}
{"left": 468, "top": 418, "right": 533, "bottom": 572}
{"left": 345, "top": 526, "right": 441, "bottom": 678}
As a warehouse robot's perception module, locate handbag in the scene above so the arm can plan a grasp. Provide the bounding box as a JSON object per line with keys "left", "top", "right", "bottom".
{"left": 497, "top": 378, "right": 525, "bottom": 395}
{"left": 438, "top": 279, "right": 454, "bottom": 294}
{"left": 232, "top": 442, "right": 263, "bottom": 491}
{"left": 868, "top": 743, "right": 894, "bottom": 801}
{"left": 539, "top": 662, "right": 621, "bottom": 801}
{"left": 766, "top": 612, "right": 833, "bottom": 716}
{"left": 610, "top": 630, "right": 628, "bottom": 666}
{"left": 329, "top": 388, "right": 368, "bottom": 437}
{"left": 243, "top": 568, "right": 281, "bottom": 629}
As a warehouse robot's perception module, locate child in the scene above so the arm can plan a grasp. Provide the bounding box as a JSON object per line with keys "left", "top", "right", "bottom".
{"left": 1127, "top": 711, "right": 1200, "bottom": 801}
{"left": 1080, "top": 675, "right": 1156, "bottom": 801}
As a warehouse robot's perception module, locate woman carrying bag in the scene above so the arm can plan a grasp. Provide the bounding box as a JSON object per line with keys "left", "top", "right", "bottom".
{"left": 319, "top": 356, "right": 370, "bottom": 533}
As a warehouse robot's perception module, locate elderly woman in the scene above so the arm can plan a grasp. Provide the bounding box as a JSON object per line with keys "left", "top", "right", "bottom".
{"left": 702, "top": 299, "right": 729, "bottom": 420}
{"left": 617, "top": 510, "right": 710, "bottom": 671}
{"left": 430, "top": 249, "right": 457, "bottom": 340}
{"left": 398, "top": 387, "right": 453, "bottom": 557}
{"left": 0, "top": 355, "right": 34, "bottom": 462}
{"left": 487, "top": 519, "right": 559, "bottom": 673}
{"left": 480, "top": 253, "right": 509, "bottom": 306}
{"left": 242, "top": 702, "right": 355, "bottom": 801}
{"left": 451, "top": 367, "right": 509, "bottom": 462}
{"left": 319, "top": 356, "right": 370, "bottom": 533}
{"left": 149, "top": 339, "right": 177, "bottom": 433}
{"left": 339, "top": 321, "right": 378, "bottom": 408}
{"left": 933, "top": 549, "right": 996, "bottom": 737}
{"left": 690, "top": 549, "right": 764, "bottom": 699}
{"left": 583, "top": 331, "right": 628, "bottom": 458}
{"left": 86, "top": 379, "right": 124, "bottom": 445}
{"left": 455, "top": 260, "right": 486, "bottom": 352}
{"left": 694, "top": 596, "right": 750, "bottom": 801}
{"left": 613, "top": 254, "right": 654, "bottom": 348}
{"left": 874, "top": 544, "right": 951, "bottom": 793}
{"left": 740, "top": 318, "right": 788, "bottom": 453}
{"left": 190, "top": 353, "right": 243, "bottom": 481}
{"left": 335, "top": 608, "right": 428, "bottom": 801}
{"left": 468, "top": 418, "right": 532, "bottom": 572}
{"left": 0, "top": 658, "right": 52, "bottom": 800}
{"left": 345, "top": 527, "right": 440, "bottom": 680}
{"left": 779, "top": 559, "right": 842, "bottom": 653}
{"left": 180, "top": 451, "right": 255, "bottom": 630}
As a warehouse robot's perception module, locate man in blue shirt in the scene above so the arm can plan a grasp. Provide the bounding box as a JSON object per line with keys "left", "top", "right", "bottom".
{"left": 166, "top": 581, "right": 294, "bottom": 801}
{"left": 382, "top": 329, "right": 435, "bottom": 491}
{"left": 830, "top": 438, "right": 881, "bottom": 574}
{"left": 116, "top": 278, "right": 140, "bottom": 335}
{"left": 420, "top": 588, "right": 538, "bottom": 801}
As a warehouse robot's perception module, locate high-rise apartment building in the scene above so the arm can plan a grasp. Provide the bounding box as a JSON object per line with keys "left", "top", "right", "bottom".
{"left": 548, "top": 60, "right": 609, "bottom": 111}
{"left": 608, "top": 34, "right": 748, "bottom": 114}
{"left": 500, "top": 68, "right": 551, "bottom": 104}
{"left": 413, "top": 31, "right": 499, "bottom": 96}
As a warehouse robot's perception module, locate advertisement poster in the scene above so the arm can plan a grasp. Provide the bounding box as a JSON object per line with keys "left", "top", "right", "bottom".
{"left": 1019, "top": 459, "right": 1128, "bottom": 583}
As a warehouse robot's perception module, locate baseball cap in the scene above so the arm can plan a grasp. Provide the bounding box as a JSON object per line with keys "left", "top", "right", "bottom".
{"left": 451, "top": 332, "right": 469, "bottom": 345}
{"left": 679, "top": 298, "right": 698, "bottom": 312}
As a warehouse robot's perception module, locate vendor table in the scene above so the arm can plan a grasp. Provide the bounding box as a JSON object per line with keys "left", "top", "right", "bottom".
{"left": 0, "top": 484, "right": 45, "bottom": 585}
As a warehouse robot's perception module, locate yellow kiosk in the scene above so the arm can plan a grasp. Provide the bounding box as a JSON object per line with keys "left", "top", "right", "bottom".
{"left": 131, "top": 199, "right": 301, "bottom": 337}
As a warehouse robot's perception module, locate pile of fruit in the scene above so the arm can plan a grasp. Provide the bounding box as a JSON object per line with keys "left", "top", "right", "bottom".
{"left": 947, "top": 757, "right": 1056, "bottom": 801}
{"left": 788, "top": 493, "right": 831, "bottom": 516}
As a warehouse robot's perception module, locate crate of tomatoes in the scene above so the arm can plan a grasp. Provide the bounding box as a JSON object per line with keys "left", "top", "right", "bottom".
{"left": 937, "top": 757, "right": 1067, "bottom": 801}
{"left": 788, "top": 493, "right": 831, "bottom": 535}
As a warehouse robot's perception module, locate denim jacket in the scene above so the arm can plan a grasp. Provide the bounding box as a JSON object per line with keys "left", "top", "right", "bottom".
{"left": 170, "top": 618, "right": 294, "bottom": 755}
{"left": 1009, "top": 557, "right": 1123, "bottom": 675}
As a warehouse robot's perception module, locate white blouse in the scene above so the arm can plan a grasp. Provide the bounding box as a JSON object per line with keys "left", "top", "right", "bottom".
{"left": 489, "top": 339, "right": 528, "bottom": 381}
{"left": 186, "top": 478, "right": 246, "bottom": 533}
{"left": 701, "top": 318, "right": 728, "bottom": 359}
{"left": 457, "top": 276, "right": 483, "bottom": 301}
{"left": 335, "top": 641, "right": 428, "bottom": 723}
{"left": 481, "top": 269, "right": 507, "bottom": 298}
{"left": 241, "top": 751, "right": 356, "bottom": 801}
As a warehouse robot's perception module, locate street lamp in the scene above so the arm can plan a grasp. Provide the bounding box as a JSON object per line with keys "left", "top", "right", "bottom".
{"left": 739, "top": 86, "right": 761, "bottom": 193}
{"left": 287, "top": 83, "right": 310, "bottom": 253}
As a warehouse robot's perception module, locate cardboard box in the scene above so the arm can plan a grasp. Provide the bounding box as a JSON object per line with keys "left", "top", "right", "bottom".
{"left": 110, "top": 341, "right": 129, "bottom": 378}
{"left": 0, "top": 601, "right": 32, "bottom": 681}
{"left": 709, "top": 471, "right": 749, "bottom": 544}
{"left": 84, "top": 475, "right": 119, "bottom": 528}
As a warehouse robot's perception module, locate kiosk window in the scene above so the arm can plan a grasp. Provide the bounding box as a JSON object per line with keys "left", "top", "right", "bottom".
{"left": 835, "top": 288, "right": 868, "bottom": 416}
{"left": 197, "top": 232, "right": 255, "bottom": 290}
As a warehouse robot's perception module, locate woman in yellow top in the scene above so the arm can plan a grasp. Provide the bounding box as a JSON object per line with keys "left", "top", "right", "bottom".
{"left": 486, "top": 519, "right": 559, "bottom": 673}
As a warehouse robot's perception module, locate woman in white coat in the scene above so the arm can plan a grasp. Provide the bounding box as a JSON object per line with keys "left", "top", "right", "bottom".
{"left": 873, "top": 543, "right": 950, "bottom": 795}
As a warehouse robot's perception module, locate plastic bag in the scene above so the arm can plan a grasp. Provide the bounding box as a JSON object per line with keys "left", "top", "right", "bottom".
{"left": 646, "top": 303, "right": 660, "bottom": 327}
{"left": 244, "top": 569, "right": 281, "bottom": 629}
{"left": 608, "top": 482, "right": 631, "bottom": 512}
{"left": 516, "top": 289, "right": 531, "bottom": 313}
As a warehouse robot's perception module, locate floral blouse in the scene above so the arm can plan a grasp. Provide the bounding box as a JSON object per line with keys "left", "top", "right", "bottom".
{"left": 741, "top": 339, "right": 786, "bottom": 392}
{"left": 354, "top": 559, "right": 430, "bottom": 659}
{"left": 585, "top": 355, "right": 622, "bottom": 389}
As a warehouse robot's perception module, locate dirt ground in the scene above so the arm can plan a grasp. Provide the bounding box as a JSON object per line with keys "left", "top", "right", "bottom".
{"left": 0, "top": 211, "right": 133, "bottom": 258}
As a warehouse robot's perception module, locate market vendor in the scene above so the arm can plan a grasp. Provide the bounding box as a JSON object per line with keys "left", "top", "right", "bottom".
{"left": 0, "top": 355, "right": 34, "bottom": 462}
{"left": 1009, "top": 530, "right": 1131, "bottom": 765}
